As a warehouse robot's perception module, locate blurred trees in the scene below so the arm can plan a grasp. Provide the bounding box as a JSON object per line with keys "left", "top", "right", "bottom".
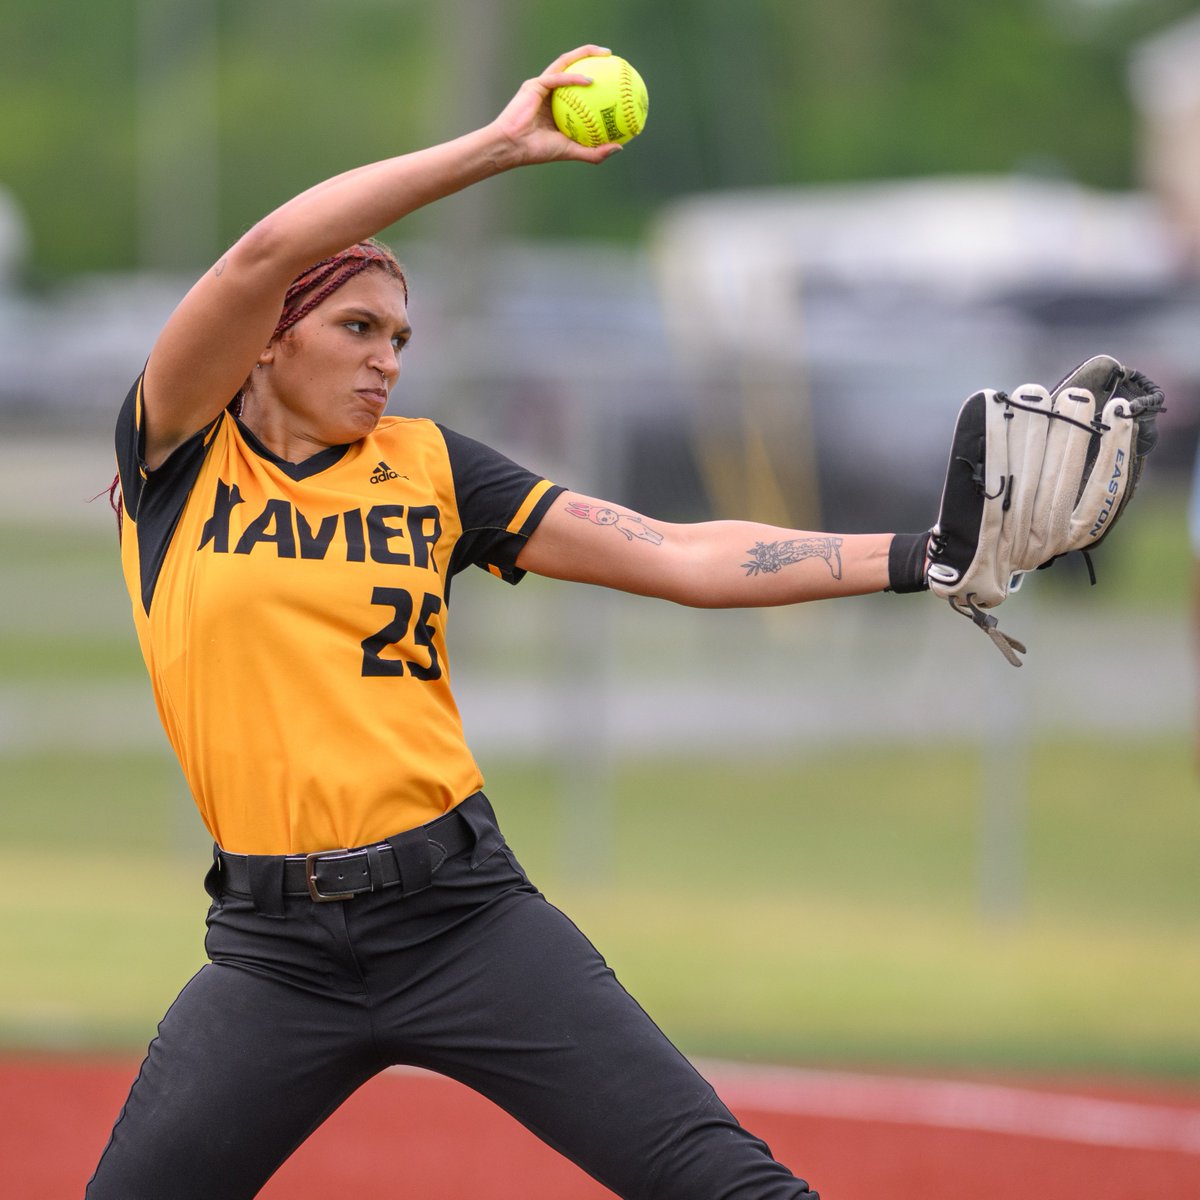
{"left": 0, "top": 0, "right": 1198, "bottom": 278}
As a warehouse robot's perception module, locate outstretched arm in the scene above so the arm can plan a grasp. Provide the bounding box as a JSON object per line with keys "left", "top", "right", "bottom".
{"left": 140, "top": 45, "right": 620, "bottom": 469}
{"left": 517, "top": 491, "right": 897, "bottom": 608}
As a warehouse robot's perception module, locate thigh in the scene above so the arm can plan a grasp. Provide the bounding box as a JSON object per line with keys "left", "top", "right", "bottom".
{"left": 86, "top": 959, "right": 375, "bottom": 1200}
{"left": 392, "top": 851, "right": 815, "bottom": 1200}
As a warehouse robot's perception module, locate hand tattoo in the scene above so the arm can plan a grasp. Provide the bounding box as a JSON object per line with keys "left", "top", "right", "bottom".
{"left": 565, "top": 502, "right": 665, "bottom": 546}
{"left": 743, "top": 537, "right": 844, "bottom": 579}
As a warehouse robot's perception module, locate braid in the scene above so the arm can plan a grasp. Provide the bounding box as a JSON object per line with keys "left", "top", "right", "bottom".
{"left": 108, "top": 241, "right": 407, "bottom": 541}
{"left": 275, "top": 266, "right": 369, "bottom": 336}
{"left": 103, "top": 472, "right": 123, "bottom": 542}
{"left": 273, "top": 240, "right": 408, "bottom": 341}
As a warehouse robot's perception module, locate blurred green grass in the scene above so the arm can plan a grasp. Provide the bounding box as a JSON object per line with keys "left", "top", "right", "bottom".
{"left": 491, "top": 741, "right": 1200, "bottom": 1079}
{"left": 1, "top": 478, "right": 1197, "bottom": 1080}
{"left": 1, "top": 742, "right": 1196, "bottom": 1078}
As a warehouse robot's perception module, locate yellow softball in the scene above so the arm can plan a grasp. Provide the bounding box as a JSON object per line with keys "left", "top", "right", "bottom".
{"left": 551, "top": 54, "right": 649, "bottom": 147}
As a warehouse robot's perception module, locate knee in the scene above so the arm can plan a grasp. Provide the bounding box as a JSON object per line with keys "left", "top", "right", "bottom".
{"left": 641, "top": 1098, "right": 818, "bottom": 1200}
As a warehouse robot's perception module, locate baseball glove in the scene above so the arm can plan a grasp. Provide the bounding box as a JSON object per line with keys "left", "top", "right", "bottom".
{"left": 924, "top": 354, "right": 1165, "bottom": 665}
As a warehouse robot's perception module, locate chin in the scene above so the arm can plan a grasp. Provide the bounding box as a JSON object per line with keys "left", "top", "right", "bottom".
{"left": 341, "top": 413, "right": 383, "bottom": 443}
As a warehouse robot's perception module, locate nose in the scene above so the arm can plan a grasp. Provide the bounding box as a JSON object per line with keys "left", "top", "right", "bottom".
{"left": 368, "top": 343, "right": 400, "bottom": 387}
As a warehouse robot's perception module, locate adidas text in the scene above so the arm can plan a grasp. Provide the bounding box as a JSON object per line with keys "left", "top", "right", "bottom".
{"left": 370, "top": 461, "right": 400, "bottom": 484}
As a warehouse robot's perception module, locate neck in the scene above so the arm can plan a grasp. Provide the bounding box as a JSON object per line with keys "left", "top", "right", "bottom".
{"left": 238, "top": 388, "right": 335, "bottom": 463}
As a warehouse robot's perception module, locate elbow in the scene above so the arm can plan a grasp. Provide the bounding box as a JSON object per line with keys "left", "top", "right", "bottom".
{"left": 225, "top": 215, "right": 307, "bottom": 281}
{"left": 654, "top": 546, "right": 746, "bottom": 609}
{"left": 661, "top": 579, "right": 741, "bottom": 610}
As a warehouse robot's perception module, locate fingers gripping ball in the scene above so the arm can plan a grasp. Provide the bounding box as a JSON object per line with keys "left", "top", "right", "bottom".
{"left": 552, "top": 55, "right": 648, "bottom": 146}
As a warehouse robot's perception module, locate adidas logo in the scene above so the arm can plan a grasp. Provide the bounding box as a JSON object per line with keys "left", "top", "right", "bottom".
{"left": 369, "top": 461, "right": 401, "bottom": 484}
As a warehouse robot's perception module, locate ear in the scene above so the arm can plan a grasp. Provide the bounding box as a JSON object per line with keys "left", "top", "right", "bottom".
{"left": 256, "top": 342, "right": 276, "bottom": 367}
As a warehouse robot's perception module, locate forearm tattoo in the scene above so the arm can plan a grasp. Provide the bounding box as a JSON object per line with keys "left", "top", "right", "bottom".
{"left": 743, "top": 537, "right": 844, "bottom": 580}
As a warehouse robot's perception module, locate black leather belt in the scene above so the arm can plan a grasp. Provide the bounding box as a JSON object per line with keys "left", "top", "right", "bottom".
{"left": 215, "top": 805, "right": 475, "bottom": 903}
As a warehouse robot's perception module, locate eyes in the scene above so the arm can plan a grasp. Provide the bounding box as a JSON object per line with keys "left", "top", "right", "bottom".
{"left": 343, "top": 319, "right": 411, "bottom": 353}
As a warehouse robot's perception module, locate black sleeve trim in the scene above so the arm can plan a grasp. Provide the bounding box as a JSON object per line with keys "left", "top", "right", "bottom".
{"left": 114, "top": 377, "right": 148, "bottom": 519}
{"left": 476, "top": 482, "right": 565, "bottom": 586}
{"left": 115, "top": 375, "right": 221, "bottom": 613}
{"left": 438, "top": 423, "right": 564, "bottom": 585}
{"left": 519, "top": 481, "right": 565, "bottom": 538}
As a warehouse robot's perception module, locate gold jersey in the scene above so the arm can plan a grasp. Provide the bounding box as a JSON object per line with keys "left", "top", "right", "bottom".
{"left": 116, "top": 378, "right": 562, "bottom": 854}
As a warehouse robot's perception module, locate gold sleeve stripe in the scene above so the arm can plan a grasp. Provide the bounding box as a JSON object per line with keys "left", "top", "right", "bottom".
{"left": 508, "top": 478, "right": 557, "bottom": 535}
{"left": 134, "top": 377, "right": 149, "bottom": 481}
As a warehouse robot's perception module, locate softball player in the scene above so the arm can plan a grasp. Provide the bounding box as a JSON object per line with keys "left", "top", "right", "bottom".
{"left": 90, "top": 47, "right": 923, "bottom": 1199}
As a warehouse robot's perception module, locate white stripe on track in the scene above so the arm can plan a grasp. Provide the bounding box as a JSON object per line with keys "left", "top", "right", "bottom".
{"left": 699, "top": 1060, "right": 1200, "bottom": 1155}
{"left": 387, "top": 1061, "right": 1200, "bottom": 1155}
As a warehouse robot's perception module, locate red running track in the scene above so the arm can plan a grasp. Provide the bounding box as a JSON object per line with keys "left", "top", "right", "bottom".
{"left": 5, "top": 1056, "right": 1200, "bottom": 1199}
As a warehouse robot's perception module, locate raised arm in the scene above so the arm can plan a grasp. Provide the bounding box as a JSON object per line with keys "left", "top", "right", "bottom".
{"left": 517, "top": 491, "right": 903, "bottom": 607}
{"left": 139, "top": 45, "right": 620, "bottom": 469}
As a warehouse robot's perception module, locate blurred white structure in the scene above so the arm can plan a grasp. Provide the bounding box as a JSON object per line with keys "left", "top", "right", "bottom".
{"left": 653, "top": 175, "right": 1182, "bottom": 328}
{"left": 0, "top": 185, "right": 28, "bottom": 287}
{"left": 1130, "top": 10, "right": 1200, "bottom": 270}
{"left": 649, "top": 174, "right": 1199, "bottom": 531}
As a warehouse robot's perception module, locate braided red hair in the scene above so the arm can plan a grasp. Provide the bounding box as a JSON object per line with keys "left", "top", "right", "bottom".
{"left": 273, "top": 240, "right": 408, "bottom": 342}
{"left": 109, "top": 240, "right": 409, "bottom": 540}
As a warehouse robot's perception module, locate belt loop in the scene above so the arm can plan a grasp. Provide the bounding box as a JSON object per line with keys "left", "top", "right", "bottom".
{"left": 365, "top": 843, "right": 385, "bottom": 891}
{"left": 246, "top": 855, "right": 287, "bottom": 918}
{"left": 459, "top": 792, "right": 503, "bottom": 867}
{"left": 203, "top": 844, "right": 223, "bottom": 902}
{"left": 385, "top": 829, "right": 433, "bottom": 895}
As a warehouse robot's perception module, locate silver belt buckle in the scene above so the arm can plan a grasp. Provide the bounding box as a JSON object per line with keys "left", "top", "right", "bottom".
{"left": 305, "top": 849, "right": 354, "bottom": 902}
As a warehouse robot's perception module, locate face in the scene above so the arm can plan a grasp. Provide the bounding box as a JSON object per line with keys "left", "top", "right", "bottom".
{"left": 249, "top": 268, "right": 412, "bottom": 456}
